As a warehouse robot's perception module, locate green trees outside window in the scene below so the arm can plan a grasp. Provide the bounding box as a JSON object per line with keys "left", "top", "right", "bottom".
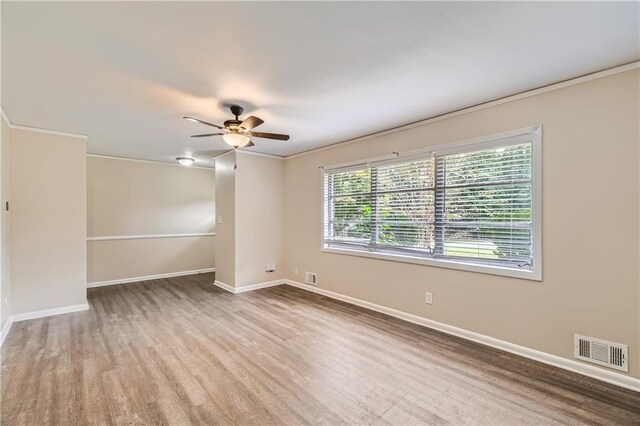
{"left": 324, "top": 141, "right": 533, "bottom": 269}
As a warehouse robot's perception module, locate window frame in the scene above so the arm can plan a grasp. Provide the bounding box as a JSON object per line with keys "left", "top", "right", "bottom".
{"left": 321, "top": 125, "right": 542, "bottom": 281}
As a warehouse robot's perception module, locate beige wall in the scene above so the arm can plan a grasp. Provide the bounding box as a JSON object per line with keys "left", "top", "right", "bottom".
{"left": 283, "top": 70, "right": 640, "bottom": 378}
{"left": 1, "top": 116, "right": 11, "bottom": 328}
{"left": 235, "top": 152, "right": 284, "bottom": 287}
{"left": 214, "top": 151, "right": 236, "bottom": 286}
{"left": 214, "top": 151, "right": 285, "bottom": 288}
{"left": 88, "top": 237, "right": 214, "bottom": 282}
{"left": 11, "top": 129, "right": 87, "bottom": 314}
{"left": 87, "top": 156, "right": 215, "bottom": 283}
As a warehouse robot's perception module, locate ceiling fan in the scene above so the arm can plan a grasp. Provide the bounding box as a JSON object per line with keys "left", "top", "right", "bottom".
{"left": 183, "top": 105, "right": 289, "bottom": 148}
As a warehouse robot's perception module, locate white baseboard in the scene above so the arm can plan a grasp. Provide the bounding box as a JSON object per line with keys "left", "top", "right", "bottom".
{"left": 0, "top": 317, "right": 13, "bottom": 347}
{"left": 10, "top": 302, "right": 90, "bottom": 323}
{"left": 213, "top": 280, "right": 235, "bottom": 293}
{"left": 235, "top": 280, "right": 286, "bottom": 293}
{"left": 87, "top": 268, "right": 215, "bottom": 288}
{"left": 213, "top": 279, "right": 285, "bottom": 294}
{"left": 282, "top": 279, "right": 640, "bottom": 393}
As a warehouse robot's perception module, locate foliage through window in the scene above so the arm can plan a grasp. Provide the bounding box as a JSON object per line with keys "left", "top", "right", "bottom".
{"left": 323, "top": 131, "right": 538, "bottom": 275}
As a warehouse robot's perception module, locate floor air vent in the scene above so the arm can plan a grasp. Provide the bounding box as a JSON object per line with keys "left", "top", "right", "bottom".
{"left": 574, "top": 335, "right": 628, "bottom": 372}
{"left": 304, "top": 272, "right": 318, "bottom": 285}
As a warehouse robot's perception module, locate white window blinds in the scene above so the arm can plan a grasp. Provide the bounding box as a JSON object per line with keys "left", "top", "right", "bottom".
{"left": 323, "top": 130, "right": 538, "bottom": 275}
{"left": 436, "top": 143, "right": 532, "bottom": 267}
{"left": 324, "top": 157, "right": 435, "bottom": 254}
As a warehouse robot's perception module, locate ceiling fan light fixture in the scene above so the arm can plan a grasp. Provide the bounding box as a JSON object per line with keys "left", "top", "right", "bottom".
{"left": 223, "top": 133, "right": 251, "bottom": 148}
{"left": 176, "top": 157, "right": 195, "bottom": 167}
{"left": 184, "top": 106, "right": 289, "bottom": 146}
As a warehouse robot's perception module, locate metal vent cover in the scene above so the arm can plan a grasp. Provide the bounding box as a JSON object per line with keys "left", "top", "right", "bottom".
{"left": 304, "top": 272, "right": 318, "bottom": 285}
{"left": 574, "top": 334, "right": 628, "bottom": 372}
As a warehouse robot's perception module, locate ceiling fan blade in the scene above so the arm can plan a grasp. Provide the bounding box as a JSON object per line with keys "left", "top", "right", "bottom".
{"left": 239, "top": 115, "right": 264, "bottom": 131}
{"left": 183, "top": 116, "right": 225, "bottom": 130}
{"left": 247, "top": 131, "right": 290, "bottom": 141}
{"left": 191, "top": 133, "right": 224, "bottom": 138}
{"left": 245, "top": 140, "right": 255, "bottom": 147}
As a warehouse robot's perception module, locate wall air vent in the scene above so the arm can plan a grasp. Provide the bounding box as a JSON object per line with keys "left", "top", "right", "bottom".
{"left": 304, "top": 272, "right": 318, "bottom": 285}
{"left": 574, "top": 335, "right": 628, "bottom": 372}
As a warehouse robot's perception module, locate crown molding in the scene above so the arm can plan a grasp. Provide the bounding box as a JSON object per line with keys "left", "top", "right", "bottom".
{"left": 1, "top": 109, "right": 11, "bottom": 128}
{"left": 286, "top": 61, "right": 640, "bottom": 159}
{"left": 236, "top": 149, "right": 285, "bottom": 160}
{"left": 210, "top": 149, "right": 285, "bottom": 161}
{"left": 4, "top": 61, "right": 638, "bottom": 160}
{"left": 1, "top": 109, "right": 88, "bottom": 140}
{"left": 87, "top": 153, "right": 214, "bottom": 170}
{"left": 10, "top": 124, "right": 88, "bottom": 140}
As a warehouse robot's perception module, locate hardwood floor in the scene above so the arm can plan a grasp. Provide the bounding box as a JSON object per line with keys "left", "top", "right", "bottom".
{"left": 2, "top": 273, "right": 639, "bottom": 425}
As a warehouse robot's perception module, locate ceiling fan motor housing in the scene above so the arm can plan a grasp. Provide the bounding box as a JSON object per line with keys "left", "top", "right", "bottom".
{"left": 223, "top": 119, "right": 243, "bottom": 130}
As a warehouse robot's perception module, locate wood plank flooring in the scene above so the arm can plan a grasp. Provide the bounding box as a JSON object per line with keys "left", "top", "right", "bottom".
{"left": 2, "top": 273, "right": 639, "bottom": 425}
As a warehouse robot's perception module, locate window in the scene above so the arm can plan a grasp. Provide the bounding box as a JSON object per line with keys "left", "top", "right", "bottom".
{"left": 323, "top": 127, "right": 541, "bottom": 280}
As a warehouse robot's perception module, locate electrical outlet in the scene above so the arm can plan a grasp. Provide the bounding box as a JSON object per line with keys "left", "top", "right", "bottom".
{"left": 425, "top": 292, "right": 433, "bottom": 305}
{"left": 294, "top": 268, "right": 298, "bottom": 276}
{"left": 265, "top": 263, "right": 276, "bottom": 272}
{"left": 217, "top": 216, "right": 223, "bottom": 224}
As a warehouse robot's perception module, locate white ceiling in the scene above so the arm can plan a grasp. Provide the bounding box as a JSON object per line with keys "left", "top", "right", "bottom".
{"left": 2, "top": 2, "right": 638, "bottom": 167}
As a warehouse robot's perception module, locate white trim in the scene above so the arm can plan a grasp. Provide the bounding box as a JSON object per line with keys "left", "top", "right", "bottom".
{"left": 0, "top": 108, "right": 11, "bottom": 346}
{"left": 87, "top": 153, "right": 214, "bottom": 170}
{"left": 287, "top": 61, "right": 639, "bottom": 159}
{"left": 87, "top": 149, "right": 286, "bottom": 171}
{"left": 322, "top": 125, "right": 537, "bottom": 170}
{"left": 11, "top": 124, "right": 88, "bottom": 140}
{"left": 3, "top": 63, "right": 636, "bottom": 160}
{"left": 1, "top": 108, "right": 89, "bottom": 140}
{"left": 322, "top": 152, "right": 400, "bottom": 173}
{"left": 321, "top": 125, "right": 542, "bottom": 281}
{"left": 235, "top": 149, "right": 285, "bottom": 160}
{"left": 87, "top": 232, "right": 215, "bottom": 242}
{"left": 180, "top": 276, "right": 640, "bottom": 390}
{"left": 234, "top": 280, "right": 285, "bottom": 293}
{"left": 0, "top": 317, "right": 13, "bottom": 347}
{"left": 213, "top": 279, "right": 285, "bottom": 294}
{"left": 531, "top": 126, "right": 543, "bottom": 280}
{"left": 213, "top": 280, "right": 235, "bottom": 293}
{"left": 282, "top": 279, "right": 640, "bottom": 392}
{"left": 10, "top": 302, "right": 90, "bottom": 322}
{"left": 87, "top": 268, "right": 215, "bottom": 288}
{"left": 320, "top": 247, "right": 540, "bottom": 281}
{"left": 1, "top": 109, "right": 11, "bottom": 127}
{"left": 210, "top": 149, "right": 285, "bottom": 161}
{"left": 212, "top": 150, "right": 235, "bottom": 161}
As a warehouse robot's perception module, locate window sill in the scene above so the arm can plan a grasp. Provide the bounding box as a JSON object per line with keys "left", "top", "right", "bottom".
{"left": 321, "top": 246, "right": 541, "bottom": 281}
